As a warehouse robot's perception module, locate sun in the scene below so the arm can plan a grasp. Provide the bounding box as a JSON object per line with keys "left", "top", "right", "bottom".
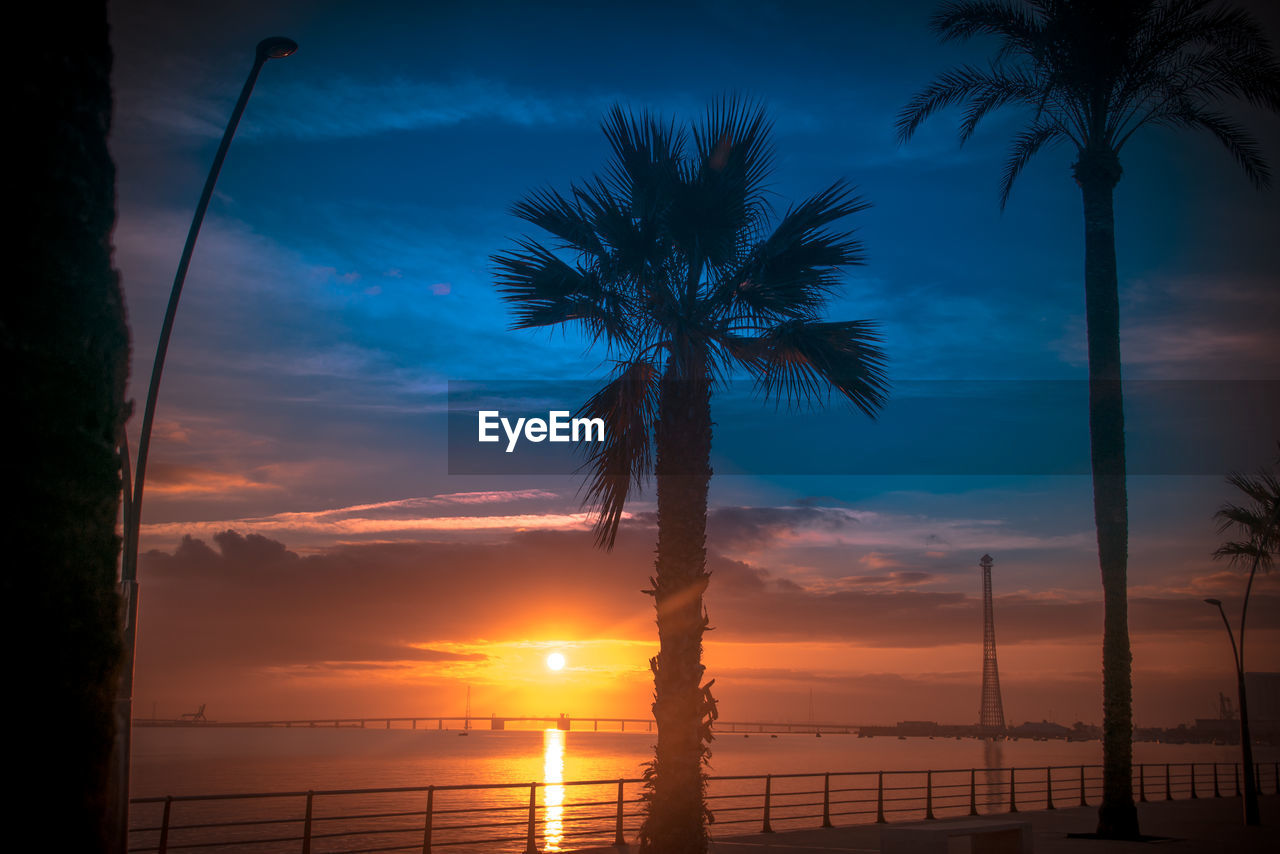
{"left": 546, "top": 652, "right": 566, "bottom": 671}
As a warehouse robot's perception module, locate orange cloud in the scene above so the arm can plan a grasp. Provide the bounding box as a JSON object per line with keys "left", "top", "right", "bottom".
{"left": 145, "top": 463, "right": 283, "bottom": 497}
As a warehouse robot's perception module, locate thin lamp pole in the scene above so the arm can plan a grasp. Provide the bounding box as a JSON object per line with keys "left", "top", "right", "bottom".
{"left": 1204, "top": 597, "right": 1259, "bottom": 826}
{"left": 108, "top": 36, "right": 297, "bottom": 854}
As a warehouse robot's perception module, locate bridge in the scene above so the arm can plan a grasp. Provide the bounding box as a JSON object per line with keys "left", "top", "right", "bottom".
{"left": 135, "top": 713, "right": 872, "bottom": 734}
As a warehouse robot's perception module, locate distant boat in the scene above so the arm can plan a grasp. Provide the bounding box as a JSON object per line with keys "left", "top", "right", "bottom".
{"left": 458, "top": 731, "right": 469, "bottom": 736}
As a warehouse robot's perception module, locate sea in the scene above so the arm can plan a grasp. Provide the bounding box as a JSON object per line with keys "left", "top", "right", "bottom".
{"left": 129, "top": 726, "right": 1277, "bottom": 853}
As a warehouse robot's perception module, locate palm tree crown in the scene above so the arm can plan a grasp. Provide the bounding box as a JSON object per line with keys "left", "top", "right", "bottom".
{"left": 1214, "top": 447, "right": 1280, "bottom": 573}
{"left": 495, "top": 100, "right": 888, "bottom": 547}
{"left": 897, "top": 0, "right": 1280, "bottom": 205}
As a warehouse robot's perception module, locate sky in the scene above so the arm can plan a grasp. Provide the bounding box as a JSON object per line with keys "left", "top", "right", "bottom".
{"left": 109, "top": 0, "right": 1280, "bottom": 728}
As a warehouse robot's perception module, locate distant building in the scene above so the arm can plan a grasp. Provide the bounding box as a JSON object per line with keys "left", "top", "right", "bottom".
{"left": 1009, "top": 720, "right": 1071, "bottom": 739}
{"left": 896, "top": 720, "right": 940, "bottom": 737}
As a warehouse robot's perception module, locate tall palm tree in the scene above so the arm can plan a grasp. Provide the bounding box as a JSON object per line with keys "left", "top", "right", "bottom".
{"left": 1212, "top": 446, "right": 1279, "bottom": 826}
{"left": 493, "top": 99, "right": 887, "bottom": 854}
{"left": 896, "top": 0, "right": 1280, "bottom": 837}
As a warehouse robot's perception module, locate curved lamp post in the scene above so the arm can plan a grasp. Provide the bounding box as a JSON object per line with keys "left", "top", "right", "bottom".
{"left": 1203, "top": 597, "right": 1259, "bottom": 825}
{"left": 108, "top": 36, "right": 298, "bottom": 854}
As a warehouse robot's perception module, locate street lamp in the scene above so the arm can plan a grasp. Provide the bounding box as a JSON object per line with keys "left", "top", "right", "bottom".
{"left": 108, "top": 36, "right": 298, "bottom": 854}
{"left": 1203, "top": 597, "right": 1259, "bottom": 825}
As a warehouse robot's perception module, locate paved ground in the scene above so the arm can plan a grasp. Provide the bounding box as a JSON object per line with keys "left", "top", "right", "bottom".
{"left": 574, "top": 796, "right": 1279, "bottom": 853}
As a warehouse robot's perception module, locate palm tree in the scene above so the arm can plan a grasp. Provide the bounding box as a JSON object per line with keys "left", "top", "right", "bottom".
{"left": 1212, "top": 446, "right": 1279, "bottom": 826}
{"left": 493, "top": 99, "right": 887, "bottom": 854}
{"left": 896, "top": 0, "right": 1280, "bottom": 837}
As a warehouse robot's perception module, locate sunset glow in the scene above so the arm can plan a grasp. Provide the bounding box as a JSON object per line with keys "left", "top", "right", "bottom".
{"left": 110, "top": 0, "right": 1280, "bottom": 738}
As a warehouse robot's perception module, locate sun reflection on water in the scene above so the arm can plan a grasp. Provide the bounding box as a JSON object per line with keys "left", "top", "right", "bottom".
{"left": 543, "top": 728, "right": 565, "bottom": 850}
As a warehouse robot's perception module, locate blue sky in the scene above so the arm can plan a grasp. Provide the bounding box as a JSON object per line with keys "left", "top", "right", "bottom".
{"left": 109, "top": 0, "right": 1279, "bottom": 725}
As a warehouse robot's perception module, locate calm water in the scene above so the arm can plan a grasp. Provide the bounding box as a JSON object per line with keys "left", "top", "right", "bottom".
{"left": 130, "top": 728, "right": 1277, "bottom": 853}
{"left": 133, "top": 725, "right": 1276, "bottom": 795}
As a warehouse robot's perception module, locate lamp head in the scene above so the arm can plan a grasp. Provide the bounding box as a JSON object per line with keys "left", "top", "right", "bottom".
{"left": 1204, "top": 598, "right": 1223, "bottom": 607}
{"left": 257, "top": 37, "right": 298, "bottom": 60}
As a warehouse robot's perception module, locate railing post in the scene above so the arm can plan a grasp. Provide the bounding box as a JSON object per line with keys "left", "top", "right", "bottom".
{"left": 614, "top": 779, "right": 626, "bottom": 846}
{"left": 1190, "top": 763, "right": 1198, "bottom": 799}
{"left": 1165, "top": 763, "right": 1173, "bottom": 801}
{"left": 762, "top": 775, "right": 773, "bottom": 833}
{"left": 1213, "top": 763, "right": 1221, "bottom": 798}
{"left": 302, "top": 791, "right": 314, "bottom": 854}
{"left": 1234, "top": 763, "right": 1241, "bottom": 797}
{"left": 1255, "top": 762, "right": 1262, "bottom": 793}
{"left": 524, "top": 783, "right": 538, "bottom": 854}
{"left": 1008, "top": 767, "right": 1017, "bottom": 813}
{"left": 1138, "top": 763, "right": 1146, "bottom": 803}
{"left": 969, "top": 768, "right": 979, "bottom": 816}
{"left": 925, "top": 770, "right": 936, "bottom": 820}
{"left": 1046, "top": 767, "right": 1055, "bottom": 810}
{"left": 876, "top": 771, "right": 886, "bottom": 823}
{"left": 822, "top": 773, "right": 833, "bottom": 828}
{"left": 158, "top": 796, "right": 172, "bottom": 854}
{"left": 422, "top": 786, "right": 433, "bottom": 854}
{"left": 1082, "top": 765, "right": 1090, "bottom": 806}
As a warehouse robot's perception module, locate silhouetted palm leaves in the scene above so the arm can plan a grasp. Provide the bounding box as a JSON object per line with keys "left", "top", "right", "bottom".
{"left": 494, "top": 98, "right": 886, "bottom": 854}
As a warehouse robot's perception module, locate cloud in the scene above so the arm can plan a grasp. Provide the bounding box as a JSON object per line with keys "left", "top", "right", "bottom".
{"left": 140, "top": 491, "right": 593, "bottom": 543}
{"left": 129, "top": 74, "right": 624, "bottom": 142}
{"left": 133, "top": 524, "right": 1280, "bottom": 723}
{"left": 1054, "top": 273, "right": 1280, "bottom": 378}
{"left": 146, "top": 463, "right": 285, "bottom": 497}
{"left": 138, "top": 527, "right": 1278, "bottom": 673}
{"left": 699, "top": 505, "right": 1094, "bottom": 557}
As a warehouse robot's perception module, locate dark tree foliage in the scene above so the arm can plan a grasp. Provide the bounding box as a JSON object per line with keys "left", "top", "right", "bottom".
{"left": 6, "top": 1, "right": 130, "bottom": 848}
{"left": 898, "top": 0, "right": 1280, "bottom": 838}
{"left": 494, "top": 99, "right": 887, "bottom": 854}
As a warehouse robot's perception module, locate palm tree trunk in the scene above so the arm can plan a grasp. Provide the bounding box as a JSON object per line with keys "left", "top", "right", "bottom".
{"left": 10, "top": 3, "right": 130, "bottom": 849}
{"left": 639, "top": 366, "right": 714, "bottom": 854}
{"left": 1074, "top": 148, "right": 1139, "bottom": 839}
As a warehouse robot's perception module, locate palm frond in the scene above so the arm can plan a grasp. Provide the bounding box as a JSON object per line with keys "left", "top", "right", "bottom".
{"left": 959, "top": 66, "right": 1043, "bottom": 142}
{"left": 577, "top": 359, "right": 660, "bottom": 549}
{"left": 897, "top": 65, "right": 1035, "bottom": 142}
{"left": 999, "top": 120, "right": 1066, "bottom": 208}
{"left": 711, "top": 181, "right": 868, "bottom": 321}
{"left": 600, "top": 105, "right": 685, "bottom": 220}
{"left": 492, "top": 239, "right": 630, "bottom": 346}
{"left": 511, "top": 186, "right": 606, "bottom": 259}
{"left": 902, "top": 0, "right": 1280, "bottom": 198}
{"left": 727, "top": 319, "right": 889, "bottom": 416}
{"left": 1213, "top": 461, "right": 1280, "bottom": 570}
{"left": 674, "top": 96, "right": 776, "bottom": 270}
{"left": 1155, "top": 106, "right": 1271, "bottom": 187}
{"left": 932, "top": 0, "right": 1041, "bottom": 50}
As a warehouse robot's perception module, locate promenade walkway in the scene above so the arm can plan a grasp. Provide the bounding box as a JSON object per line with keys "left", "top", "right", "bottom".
{"left": 576, "top": 795, "right": 1278, "bottom": 853}
{"left": 709, "top": 795, "right": 1279, "bottom": 853}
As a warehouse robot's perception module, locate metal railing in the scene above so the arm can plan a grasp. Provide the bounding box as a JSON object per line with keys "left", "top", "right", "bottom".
{"left": 128, "top": 760, "right": 1279, "bottom": 854}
